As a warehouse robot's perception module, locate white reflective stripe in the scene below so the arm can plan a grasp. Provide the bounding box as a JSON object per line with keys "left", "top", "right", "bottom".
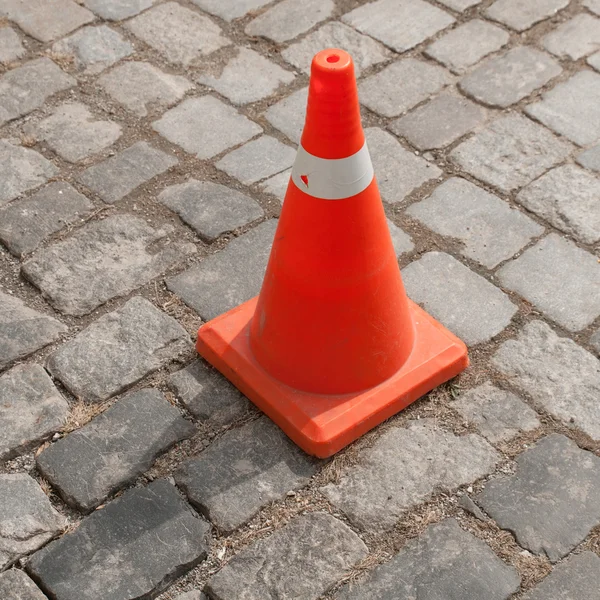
{"left": 290, "top": 141, "right": 374, "bottom": 200}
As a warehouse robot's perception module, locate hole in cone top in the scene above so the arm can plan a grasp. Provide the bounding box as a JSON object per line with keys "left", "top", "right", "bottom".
{"left": 326, "top": 54, "right": 340, "bottom": 63}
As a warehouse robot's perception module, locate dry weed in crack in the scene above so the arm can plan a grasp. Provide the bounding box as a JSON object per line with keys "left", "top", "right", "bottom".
{"left": 62, "top": 398, "right": 111, "bottom": 434}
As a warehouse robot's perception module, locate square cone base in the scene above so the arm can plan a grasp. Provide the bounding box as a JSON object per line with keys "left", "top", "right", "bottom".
{"left": 197, "top": 297, "right": 468, "bottom": 458}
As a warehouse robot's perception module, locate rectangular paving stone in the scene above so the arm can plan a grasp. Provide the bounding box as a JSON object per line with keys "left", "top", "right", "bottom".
{"left": 0, "top": 26, "right": 24, "bottom": 64}
{"left": 0, "top": 291, "right": 67, "bottom": 371}
{"left": 77, "top": 141, "right": 177, "bottom": 203}
{"left": 175, "top": 417, "right": 318, "bottom": 532}
{"left": 577, "top": 144, "right": 600, "bottom": 174}
{"left": 22, "top": 214, "right": 195, "bottom": 316}
{"left": 450, "top": 114, "right": 572, "bottom": 192}
{"left": 27, "top": 480, "right": 210, "bottom": 600}
{"left": 402, "top": 252, "right": 517, "bottom": 345}
{"left": 153, "top": 96, "right": 262, "bottom": 160}
{"left": 83, "top": 0, "right": 157, "bottom": 20}
{"left": 586, "top": 0, "right": 600, "bottom": 15}
{"left": 0, "top": 473, "right": 66, "bottom": 569}
{"left": 388, "top": 219, "right": 414, "bottom": 256}
{"left": 493, "top": 320, "right": 600, "bottom": 440}
{"left": 259, "top": 168, "right": 291, "bottom": 201}
{"left": 476, "top": 434, "right": 600, "bottom": 561}
{"left": 543, "top": 13, "right": 600, "bottom": 60}
{"left": 407, "top": 177, "right": 544, "bottom": 268}
{"left": 338, "top": 519, "right": 519, "bottom": 600}
{"left": 485, "top": 0, "right": 569, "bottom": 32}
{"left": 175, "top": 593, "right": 206, "bottom": 600}
{"left": 191, "top": 0, "right": 271, "bottom": 21}
{"left": 167, "top": 219, "right": 276, "bottom": 321}
{"left": 497, "top": 235, "right": 600, "bottom": 331}
{"left": 264, "top": 86, "right": 307, "bottom": 144}
{"left": 321, "top": 420, "right": 499, "bottom": 532}
{"left": 37, "top": 388, "right": 195, "bottom": 511}
{"left": 0, "top": 364, "right": 68, "bottom": 462}
{"left": 207, "top": 513, "right": 367, "bottom": 600}
{"left": 47, "top": 296, "right": 192, "bottom": 402}
{"left": 0, "top": 570, "right": 47, "bottom": 600}
{"left": 588, "top": 51, "right": 600, "bottom": 70}
{"left": 342, "top": 0, "right": 455, "bottom": 53}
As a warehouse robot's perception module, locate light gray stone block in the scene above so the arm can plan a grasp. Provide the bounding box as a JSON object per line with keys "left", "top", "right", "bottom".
{"left": 543, "top": 13, "right": 600, "bottom": 60}
{"left": 0, "top": 570, "right": 47, "bottom": 600}
{"left": 259, "top": 168, "right": 291, "bottom": 201}
{"left": 191, "top": 0, "right": 271, "bottom": 21}
{"left": 577, "top": 144, "right": 600, "bottom": 172}
{"left": 84, "top": 0, "right": 157, "bottom": 20}
{"left": 485, "top": 0, "right": 569, "bottom": 32}
{"left": 592, "top": 329, "right": 600, "bottom": 355}
{"left": 174, "top": 592, "right": 206, "bottom": 600}
{"left": 586, "top": 50, "right": 599, "bottom": 69}
{"left": 0, "top": 26, "right": 24, "bottom": 64}
{"left": 585, "top": 0, "right": 600, "bottom": 15}
{"left": 438, "top": 0, "right": 481, "bottom": 9}
{"left": 388, "top": 219, "right": 414, "bottom": 256}
{"left": 264, "top": 86, "right": 307, "bottom": 144}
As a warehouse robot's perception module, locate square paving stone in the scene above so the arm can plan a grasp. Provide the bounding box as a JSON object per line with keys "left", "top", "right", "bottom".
{"left": 0, "top": 473, "right": 66, "bottom": 569}
{"left": 342, "top": 0, "right": 455, "bottom": 53}
{"left": 492, "top": 321, "right": 600, "bottom": 440}
{"left": 477, "top": 434, "right": 600, "bottom": 561}
{"left": 359, "top": 58, "right": 453, "bottom": 118}
{"left": 388, "top": 219, "right": 414, "bottom": 256}
{"left": 22, "top": 214, "right": 195, "bottom": 316}
{"left": 577, "top": 144, "right": 600, "bottom": 172}
{"left": 543, "top": 14, "right": 600, "bottom": 60}
{"left": 450, "top": 114, "right": 572, "bottom": 192}
{"left": 523, "top": 552, "right": 600, "bottom": 600}
{"left": 0, "top": 57, "right": 75, "bottom": 126}
{"left": 175, "top": 416, "right": 318, "bottom": 532}
{"left": 402, "top": 252, "right": 517, "bottom": 345}
{"left": 365, "top": 127, "right": 442, "bottom": 204}
{"left": 125, "top": 2, "right": 230, "bottom": 67}
{"left": 47, "top": 296, "right": 192, "bottom": 402}
{"left": 497, "top": 235, "right": 600, "bottom": 331}
{"left": 0, "top": 291, "right": 67, "bottom": 372}
{"left": 407, "top": 177, "right": 544, "bottom": 268}
{"left": 425, "top": 19, "right": 509, "bottom": 74}
{"left": 264, "top": 86, "right": 307, "bottom": 144}
{"left": 526, "top": 71, "right": 600, "bottom": 146}
{"left": 168, "top": 360, "right": 250, "bottom": 425}
{"left": 281, "top": 22, "right": 391, "bottom": 77}
{"left": 27, "top": 480, "right": 210, "bottom": 600}
{"left": 245, "top": 0, "right": 334, "bottom": 44}
{"left": 167, "top": 219, "right": 276, "bottom": 321}
{"left": 391, "top": 91, "right": 487, "bottom": 150}
{"left": 0, "top": 26, "right": 24, "bottom": 64}
{"left": 198, "top": 47, "right": 294, "bottom": 105}
{"left": 77, "top": 141, "right": 177, "bottom": 203}
{"left": 159, "top": 179, "right": 263, "bottom": 242}
{"left": 321, "top": 420, "right": 499, "bottom": 532}
{"left": 0, "top": 181, "right": 94, "bottom": 257}
{"left": 84, "top": 0, "right": 157, "bottom": 20}
{"left": 26, "top": 102, "right": 121, "bottom": 163}
{"left": 206, "top": 512, "right": 367, "bottom": 600}
{"left": 337, "top": 518, "right": 519, "bottom": 600}
{"left": 37, "top": 388, "right": 195, "bottom": 511}
{"left": 459, "top": 46, "right": 561, "bottom": 108}
{"left": 153, "top": 96, "right": 262, "bottom": 160}
{"left": 0, "top": 570, "right": 47, "bottom": 600}
{"left": 452, "top": 381, "right": 540, "bottom": 443}
{"left": 485, "top": 0, "right": 569, "bottom": 32}
{"left": 0, "top": 364, "right": 68, "bottom": 462}
{"left": 191, "top": 0, "right": 271, "bottom": 21}
{"left": 0, "top": 0, "right": 94, "bottom": 42}
{"left": 516, "top": 164, "right": 600, "bottom": 244}
{"left": 259, "top": 168, "right": 291, "bottom": 201}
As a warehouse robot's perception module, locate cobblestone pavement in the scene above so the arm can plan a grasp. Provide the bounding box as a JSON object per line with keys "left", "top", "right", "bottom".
{"left": 0, "top": 0, "right": 599, "bottom": 598}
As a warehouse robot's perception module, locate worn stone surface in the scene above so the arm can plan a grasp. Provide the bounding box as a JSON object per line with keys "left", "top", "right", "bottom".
{"left": 586, "top": 0, "right": 600, "bottom": 15}
{"left": 359, "top": 58, "right": 452, "bottom": 118}
{"left": 77, "top": 141, "right": 177, "bottom": 203}
{"left": 460, "top": 46, "right": 561, "bottom": 108}
{"left": 0, "top": 292, "right": 67, "bottom": 372}
{"left": 207, "top": 513, "right": 368, "bottom": 599}
{"left": 402, "top": 252, "right": 517, "bottom": 345}
{"left": 47, "top": 296, "right": 191, "bottom": 402}
{"left": 498, "top": 235, "right": 600, "bottom": 332}
{"left": 321, "top": 420, "right": 499, "bottom": 532}
{"left": 453, "top": 382, "right": 540, "bottom": 443}
{"left": 407, "top": 177, "right": 543, "bottom": 268}
{"left": 125, "top": 2, "right": 230, "bottom": 66}
{"left": 365, "top": 127, "right": 442, "bottom": 203}
{"left": 588, "top": 50, "right": 600, "bottom": 70}
{"left": 450, "top": 114, "right": 572, "bottom": 192}
{"left": 493, "top": 321, "right": 600, "bottom": 439}
{"left": 84, "top": 0, "right": 157, "bottom": 20}
{"left": 23, "top": 214, "right": 195, "bottom": 316}
{"left": 342, "top": 0, "right": 455, "bottom": 53}
{"left": 426, "top": 19, "right": 509, "bottom": 73}
{"left": 191, "top": 0, "right": 271, "bottom": 21}
{"left": 259, "top": 168, "right": 291, "bottom": 201}
{"left": 477, "top": 434, "right": 600, "bottom": 561}
{"left": 388, "top": 219, "right": 414, "bottom": 256}
{"left": 264, "top": 86, "right": 307, "bottom": 143}
{"left": 153, "top": 96, "right": 261, "bottom": 159}
{"left": 0, "top": 182, "right": 94, "bottom": 257}
{"left": 37, "top": 388, "right": 195, "bottom": 511}
{"left": 591, "top": 329, "right": 600, "bottom": 355}
{"left": 0, "top": 364, "right": 68, "bottom": 462}
{"left": 174, "top": 592, "right": 206, "bottom": 600}
{"left": 516, "top": 164, "right": 600, "bottom": 244}
{"left": 0, "top": 570, "right": 47, "bottom": 600}
{"left": 338, "top": 519, "right": 520, "bottom": 600}
{"left": 391, "top": 91, "right": 487, "bottom": 150}
{"left": 543, "top": 13, "right": 600, "bottom": 60}
{"left": 485, "top": 0, "right": 569, "bottom": 32}
{"left": 176, "top": 417, "right": 318, "bottom": 532}
{"left": 27, "top": 480, "right": 210, "bottom": 600}
{"left": 168, "top": 220, "right": 276, "bottom": 321}
{"left": 0, "top": 26, "right": 24, "bottom": 64}
{"left": 577, "top": 144, "right": 600, "bottom": 172}
{"left": 159, "top": 180, "right": 263, "bottom": 242}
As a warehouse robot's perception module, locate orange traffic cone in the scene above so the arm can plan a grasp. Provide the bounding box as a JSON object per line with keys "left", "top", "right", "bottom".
{"left": 197, "top": 48, "right": 468, "bottom": 458}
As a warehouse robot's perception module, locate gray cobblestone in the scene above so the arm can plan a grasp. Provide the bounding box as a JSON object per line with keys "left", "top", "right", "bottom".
{"left": 586, "top": 0, "right": 600, "bottom": 15}
{"left": 577, "top": 144, "right": 600, "bottom": 172}
{"left": 0, "top": 570, "right": 47, "bottom": 600}
{"left": 83, "top": 0, "right": 157, "bottom": 20}
{"left": 259, "top": 168, "right": 291, "bottom": 201}
{"left": 264, "top": 86, "right": 307, "bottom": 143}
{"left": 498, "top": 234, "right": 600, "bottom": 331}
{"left": 402, "top": 252, "right": 517, "bottom": 345}
{"left": 0, "top": 26, "right": 24, "bottom": 64}
{"left": 388, "top": 219, "right": 414, "bottom": 256}
{"left": 543, "top": 14, "right": 600, "bottom": 60}
{"left": 437, "top": 0, "right": 481, "bottom": 10}
{"left": 175, "top": 593, "right": 206, "bottom": 600}
{"left": 591, "top": 329, "right": 600, "bottom": 355}
{"left": 407, "top": 178, "right": 543, "bottom": 268}
{"left": 191, "top": 0, "right": 271, "bottom": 21}
{"left": 588, "top": 50, "right": 600, "bottom": 69}
{"left": 485, "top": 0, "right": 569, "bottom": 32}
{"left": 47, "top": 296, "right": 192, "bottom": 402}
